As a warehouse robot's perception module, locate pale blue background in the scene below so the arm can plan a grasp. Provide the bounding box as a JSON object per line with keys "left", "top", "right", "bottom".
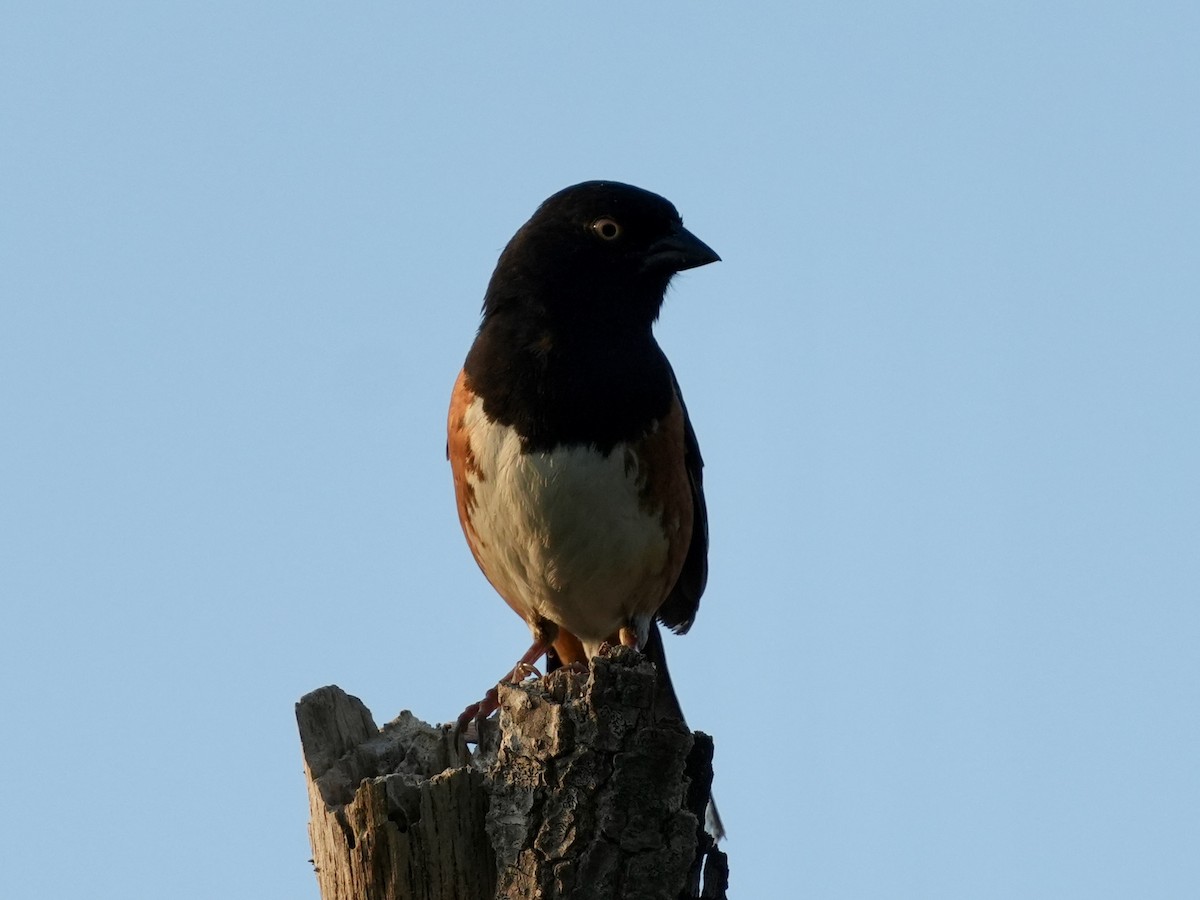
{"left": 3, "top": 4, "right": 1197, "bottom": 898}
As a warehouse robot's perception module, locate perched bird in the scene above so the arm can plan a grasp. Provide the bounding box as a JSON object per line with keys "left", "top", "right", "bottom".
{"left": 447, "top": 180, "right": 721, "bottom": 832}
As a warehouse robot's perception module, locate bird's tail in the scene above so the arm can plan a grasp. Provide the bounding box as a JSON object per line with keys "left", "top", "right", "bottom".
{"left": 643, "top": 621, "right": 725, "bottom": 841}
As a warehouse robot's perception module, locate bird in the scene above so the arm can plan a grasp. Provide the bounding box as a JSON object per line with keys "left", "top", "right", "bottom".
{"left": 447, "top": 180, "right": 721, "bottom": 834}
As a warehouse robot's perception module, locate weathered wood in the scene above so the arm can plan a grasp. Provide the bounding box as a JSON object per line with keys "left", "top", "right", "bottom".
{"left": 297, "top": 648, "right": 728, "bottom": 899}
{"left": 299, "top": 688, "right": 494, "bottom": 900}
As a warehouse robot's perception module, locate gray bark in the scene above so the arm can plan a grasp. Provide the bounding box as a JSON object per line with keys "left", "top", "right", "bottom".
{"left": 297, "top": 647, "right": 728, "bottom": 899}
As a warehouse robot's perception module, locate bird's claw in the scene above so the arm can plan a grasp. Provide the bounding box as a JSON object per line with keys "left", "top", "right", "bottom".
{"left": 510, "top": 662, "right": 542, "bottom": 682}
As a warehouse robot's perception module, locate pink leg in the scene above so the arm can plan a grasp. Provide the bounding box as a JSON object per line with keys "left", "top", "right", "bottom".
{"left": 455, "top": 636, "right": 551, "bottom": 731}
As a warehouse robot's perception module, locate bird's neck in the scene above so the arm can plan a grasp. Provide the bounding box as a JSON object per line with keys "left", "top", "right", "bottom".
{"left": 466, "top": 312, "right": 672, "bottom": 454}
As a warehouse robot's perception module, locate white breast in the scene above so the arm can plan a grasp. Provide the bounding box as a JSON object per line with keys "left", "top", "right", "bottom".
{"left": 461, "top": 395, "right": 673, "bottom": 646}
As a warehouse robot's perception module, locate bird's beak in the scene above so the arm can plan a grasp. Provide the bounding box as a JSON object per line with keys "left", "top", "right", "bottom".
{"left": 642, "top": 225, "right": 721, "bottom": 274}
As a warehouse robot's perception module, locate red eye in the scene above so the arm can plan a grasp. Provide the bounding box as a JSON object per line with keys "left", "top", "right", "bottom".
{"left": 591, "top": 217, "right": 621, "bottom": 241}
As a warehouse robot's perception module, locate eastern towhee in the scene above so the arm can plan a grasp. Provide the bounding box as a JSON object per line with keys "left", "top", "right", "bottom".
{"left": 447, "top": 180, "right": 721, "bottom": 836}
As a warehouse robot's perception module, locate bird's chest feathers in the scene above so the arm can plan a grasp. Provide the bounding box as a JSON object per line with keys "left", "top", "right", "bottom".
{"left": 459, "top": 394, "right": 689, "bottom": 639}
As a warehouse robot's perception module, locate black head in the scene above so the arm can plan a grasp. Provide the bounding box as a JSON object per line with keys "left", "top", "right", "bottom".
{"left": 482, "top": 181, "right": 719, "bottom": 334}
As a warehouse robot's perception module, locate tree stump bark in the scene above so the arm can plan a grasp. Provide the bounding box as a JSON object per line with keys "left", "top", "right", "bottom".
{"left": 297, "top": 647, "right": 728, "bottom": 900}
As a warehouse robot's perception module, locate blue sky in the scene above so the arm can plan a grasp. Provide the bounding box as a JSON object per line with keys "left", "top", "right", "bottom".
{"left": 3, "top": 3, "right": 1197, "bottom": 898}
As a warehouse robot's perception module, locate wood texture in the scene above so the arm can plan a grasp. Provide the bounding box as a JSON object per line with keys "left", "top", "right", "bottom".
{"left": 297, "top": 648, "right": 728, "bottom": 900}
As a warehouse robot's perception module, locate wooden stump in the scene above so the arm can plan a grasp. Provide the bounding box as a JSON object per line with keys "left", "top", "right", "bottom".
{"left": 297, "top": 647, "right": 728, "bottom": 900}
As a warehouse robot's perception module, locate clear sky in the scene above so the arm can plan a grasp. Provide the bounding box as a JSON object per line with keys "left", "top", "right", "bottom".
{"left": 3, "top": 4, "right": 1197, "bottom": 898}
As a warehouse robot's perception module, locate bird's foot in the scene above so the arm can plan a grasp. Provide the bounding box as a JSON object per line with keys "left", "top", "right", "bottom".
{"left": 510, "top": 661, "right": 542, "bottom": 682}
{"left": 454, "top": 685, "right": 500, "bottom": 736}
{"left": 454, "top": 636, "right": 554, "bottom": 741}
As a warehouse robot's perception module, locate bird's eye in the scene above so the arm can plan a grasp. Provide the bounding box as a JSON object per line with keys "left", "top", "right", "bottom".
{"left": 591, "top": 217, "right": 621, "bottom": 241}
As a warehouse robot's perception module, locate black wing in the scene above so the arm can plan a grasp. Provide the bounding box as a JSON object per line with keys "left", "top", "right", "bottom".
{"left": 656, "top": 368, "right": 708, "bottom": 634}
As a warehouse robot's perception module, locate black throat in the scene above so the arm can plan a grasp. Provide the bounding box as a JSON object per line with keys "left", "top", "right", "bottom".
{"left": 464, "top": 309, "right": 674, "bottom": 455}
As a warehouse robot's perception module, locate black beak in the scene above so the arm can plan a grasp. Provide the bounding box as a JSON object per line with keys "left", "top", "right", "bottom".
{"left": 642, "top": 225, "right": 721, "bottom": 274}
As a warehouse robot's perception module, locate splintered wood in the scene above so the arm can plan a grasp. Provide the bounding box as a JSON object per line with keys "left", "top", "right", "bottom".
{"left": 297, "top": 647, "right": 728, "bottom": 900}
